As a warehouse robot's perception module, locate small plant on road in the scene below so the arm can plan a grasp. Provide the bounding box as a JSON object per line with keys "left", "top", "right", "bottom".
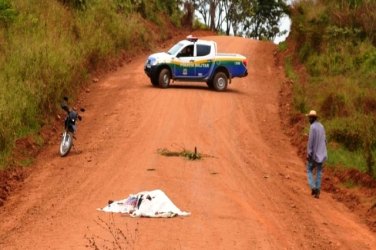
{"left": 158, "top": 146, "right": 207, "bottom": 160}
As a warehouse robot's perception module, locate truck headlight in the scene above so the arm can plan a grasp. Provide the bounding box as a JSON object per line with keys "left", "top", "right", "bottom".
{"left": 149, "top": 58, "right": 158, "bottom": 66}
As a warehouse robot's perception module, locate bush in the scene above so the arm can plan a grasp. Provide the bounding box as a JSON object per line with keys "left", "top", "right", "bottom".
{"left": 298, "top": 42, "right": 313, "bottom": 62}
{"left": 327, "top": 143, "right": 367, "bottom": 172}
{"left": 327, "top": 118, "right": 363, "bottom": 151}
{"left": 0, "top": 0, "right": 16, "bottom": 27}
{"left": 321, "top": 93, "right": 348, "bottom": 119}
{"left": 331, "top": 0, "right": 376, "bottom": 44}
{"left": 59, "top": 0, "right": 87, "bottom": 10}
{"left": 192, "top": 19, "right": 207, "bottom": 30}
{"left": 114, "top": 0, "right": 135, "bottom": 13}
{"left": 354, "top": 91, "right": 376, "bottom": 115}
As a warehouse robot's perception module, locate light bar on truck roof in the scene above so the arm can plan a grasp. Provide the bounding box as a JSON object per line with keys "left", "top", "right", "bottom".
{"left": 186, "top": 35, "right": 198, "bottom": 42}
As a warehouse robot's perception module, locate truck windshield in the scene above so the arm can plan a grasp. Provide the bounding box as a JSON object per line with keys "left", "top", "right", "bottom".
{"left": 167, "top": 43, "right": 184, "bottom": 55}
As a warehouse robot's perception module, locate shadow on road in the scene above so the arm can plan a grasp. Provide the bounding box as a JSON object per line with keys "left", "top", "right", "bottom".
{"left": 142, "top": 83, "right": 246, "bottom": 95}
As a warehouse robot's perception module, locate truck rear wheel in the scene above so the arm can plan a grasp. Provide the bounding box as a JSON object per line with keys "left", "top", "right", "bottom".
{"left": 158, "top": 68, "right": 171, "bottom": 88}
{"left": 213, "top": 72, "right": 228, "bottom": 91}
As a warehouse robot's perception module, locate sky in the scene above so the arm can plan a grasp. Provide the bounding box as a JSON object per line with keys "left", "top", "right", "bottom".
{"left": 274, "top": 15, "right": 292, "bottom": 44}
{"left": 274, "top": 0, "right": 293, "bottom": 44}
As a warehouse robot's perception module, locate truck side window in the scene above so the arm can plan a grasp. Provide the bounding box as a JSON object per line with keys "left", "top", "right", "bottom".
{"left": 178, "top": 45, "right": 194, "bottom": 57}
{"left": 197, "top": 45, "right": 211, "bottom": 57}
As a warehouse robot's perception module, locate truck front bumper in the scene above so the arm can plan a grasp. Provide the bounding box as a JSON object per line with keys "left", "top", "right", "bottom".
{"left": 144, "top": 65, "right": 158, "bottom": 79}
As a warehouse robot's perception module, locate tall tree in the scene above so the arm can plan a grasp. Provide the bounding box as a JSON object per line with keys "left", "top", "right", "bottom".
{"left": 242, "top": 0, "right": 288, "bottom": 40}
{"left": 192, "top": 0, "right": 288, "bottom": 41}
{"left": 194, "top": 0, "right": 210, "bottom": 27}
{"left": 183, "top": 0, "right": 195, "bottom": 26}
{"left": 224, "top": 0, "right": 254, "bottom": 36}
{"left": 209, "top": 0, "right": 220, "bottom": 31}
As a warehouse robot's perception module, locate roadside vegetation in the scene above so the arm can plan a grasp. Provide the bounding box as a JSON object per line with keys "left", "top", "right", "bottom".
{"left": 284, "top": 0, "right": 376, "bottom": 177}
{"left": 0, "top": 0, "right": 182, "bottom": 168}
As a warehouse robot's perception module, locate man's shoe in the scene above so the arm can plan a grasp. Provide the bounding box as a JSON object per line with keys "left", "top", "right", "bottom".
{"left": 314, "top": 189, "right": 320, "bottom": 199}
{"left": 311, "top": 188, "right": 317, "bottom": 196}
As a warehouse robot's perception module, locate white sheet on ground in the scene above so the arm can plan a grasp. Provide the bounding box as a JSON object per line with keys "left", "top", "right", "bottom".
{"left": 98, "top": 189, "right": 190, "bottom": 218}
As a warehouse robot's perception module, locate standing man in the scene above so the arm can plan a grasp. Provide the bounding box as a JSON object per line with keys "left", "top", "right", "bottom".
{"left": 306, "top": 110, "right": 327, "bottom": 199}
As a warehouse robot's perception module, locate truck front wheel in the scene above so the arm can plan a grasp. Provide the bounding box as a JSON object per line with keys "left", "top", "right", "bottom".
{"left": 212, "top": 72, "right": 228, "bottom": 91}
{"left": 158, "top": 68, "right": 171, "bottom": 88}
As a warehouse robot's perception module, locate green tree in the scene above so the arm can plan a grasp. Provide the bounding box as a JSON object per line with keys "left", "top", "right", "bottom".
{"left": 209, "top": 0, "right": 220, "bottom": 31}
{"left": 193, "top": 0, "right": 289, "bottom": 40}
{"left": 193, "top": 0, "right": 210, "bottom": 28}
{"left": 243, "top": 0, "right": 289, "bottom": 40}
{"left": 222, "top": 0, "right": 253, "bottom": 36}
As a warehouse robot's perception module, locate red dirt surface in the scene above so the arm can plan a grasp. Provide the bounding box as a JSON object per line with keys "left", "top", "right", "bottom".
{"left": 0, "top": 36, "right": 375, "bottom": 249}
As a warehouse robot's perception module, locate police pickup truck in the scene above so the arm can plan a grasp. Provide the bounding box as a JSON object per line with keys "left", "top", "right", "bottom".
{"left": 144, "top": 36, "right": 248, "bottom": 91}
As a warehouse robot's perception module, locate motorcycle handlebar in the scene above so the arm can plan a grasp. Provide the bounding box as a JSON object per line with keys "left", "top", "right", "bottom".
{"left": 61, "top": 98, "right": 85, "bottom": 117}
{"left": 61, "top": 102, "right": 70, "bottom": 114}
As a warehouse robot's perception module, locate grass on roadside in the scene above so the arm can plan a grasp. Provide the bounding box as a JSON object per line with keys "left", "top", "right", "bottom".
{"left": 0, "top": 0, "right": 178, "bottom": 169}
{"left": 326, "top": 143, "right": 368, "bottom": 173}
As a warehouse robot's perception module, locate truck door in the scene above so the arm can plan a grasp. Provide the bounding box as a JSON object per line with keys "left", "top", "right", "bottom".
{"left": 173, "top": 45, "right": 195, "bottom": 78}
{"left": 195, "top": 44, "right": 214, "bottom": 79}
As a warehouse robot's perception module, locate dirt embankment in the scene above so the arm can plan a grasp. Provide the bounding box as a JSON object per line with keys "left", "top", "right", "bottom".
{"left": 276, "top": 40, "right": 376, "bottom": 233}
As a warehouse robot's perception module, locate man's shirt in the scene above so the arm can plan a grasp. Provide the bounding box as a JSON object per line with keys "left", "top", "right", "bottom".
{"left": 307, "top": 121, "right": 327, "bottom": 163}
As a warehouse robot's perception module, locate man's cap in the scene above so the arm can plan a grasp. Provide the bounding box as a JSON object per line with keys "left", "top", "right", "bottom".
{"left": 306, "top": 110, "right": 318, "bottom": 117}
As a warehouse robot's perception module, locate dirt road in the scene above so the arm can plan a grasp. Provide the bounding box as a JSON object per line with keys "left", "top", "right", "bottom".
{"left": 0, "top": 36, "right": 375, "bottom": 249}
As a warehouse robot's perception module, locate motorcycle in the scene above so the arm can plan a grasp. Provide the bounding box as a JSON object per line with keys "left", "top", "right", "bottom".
{"left": 59, "top": 97, "right": 85, "bottom": 157}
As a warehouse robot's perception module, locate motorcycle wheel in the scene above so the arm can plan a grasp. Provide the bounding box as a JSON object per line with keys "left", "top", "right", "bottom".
{"left": 59, "top": 131, "right": 73, "bottom": 157}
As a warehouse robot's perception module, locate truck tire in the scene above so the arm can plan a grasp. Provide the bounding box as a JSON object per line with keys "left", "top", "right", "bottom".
{"left": 158, "top": 68, "right": 171, "bottom": 88}
{"left": 212, "top": 72, "right": 228, "bottom": 91}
